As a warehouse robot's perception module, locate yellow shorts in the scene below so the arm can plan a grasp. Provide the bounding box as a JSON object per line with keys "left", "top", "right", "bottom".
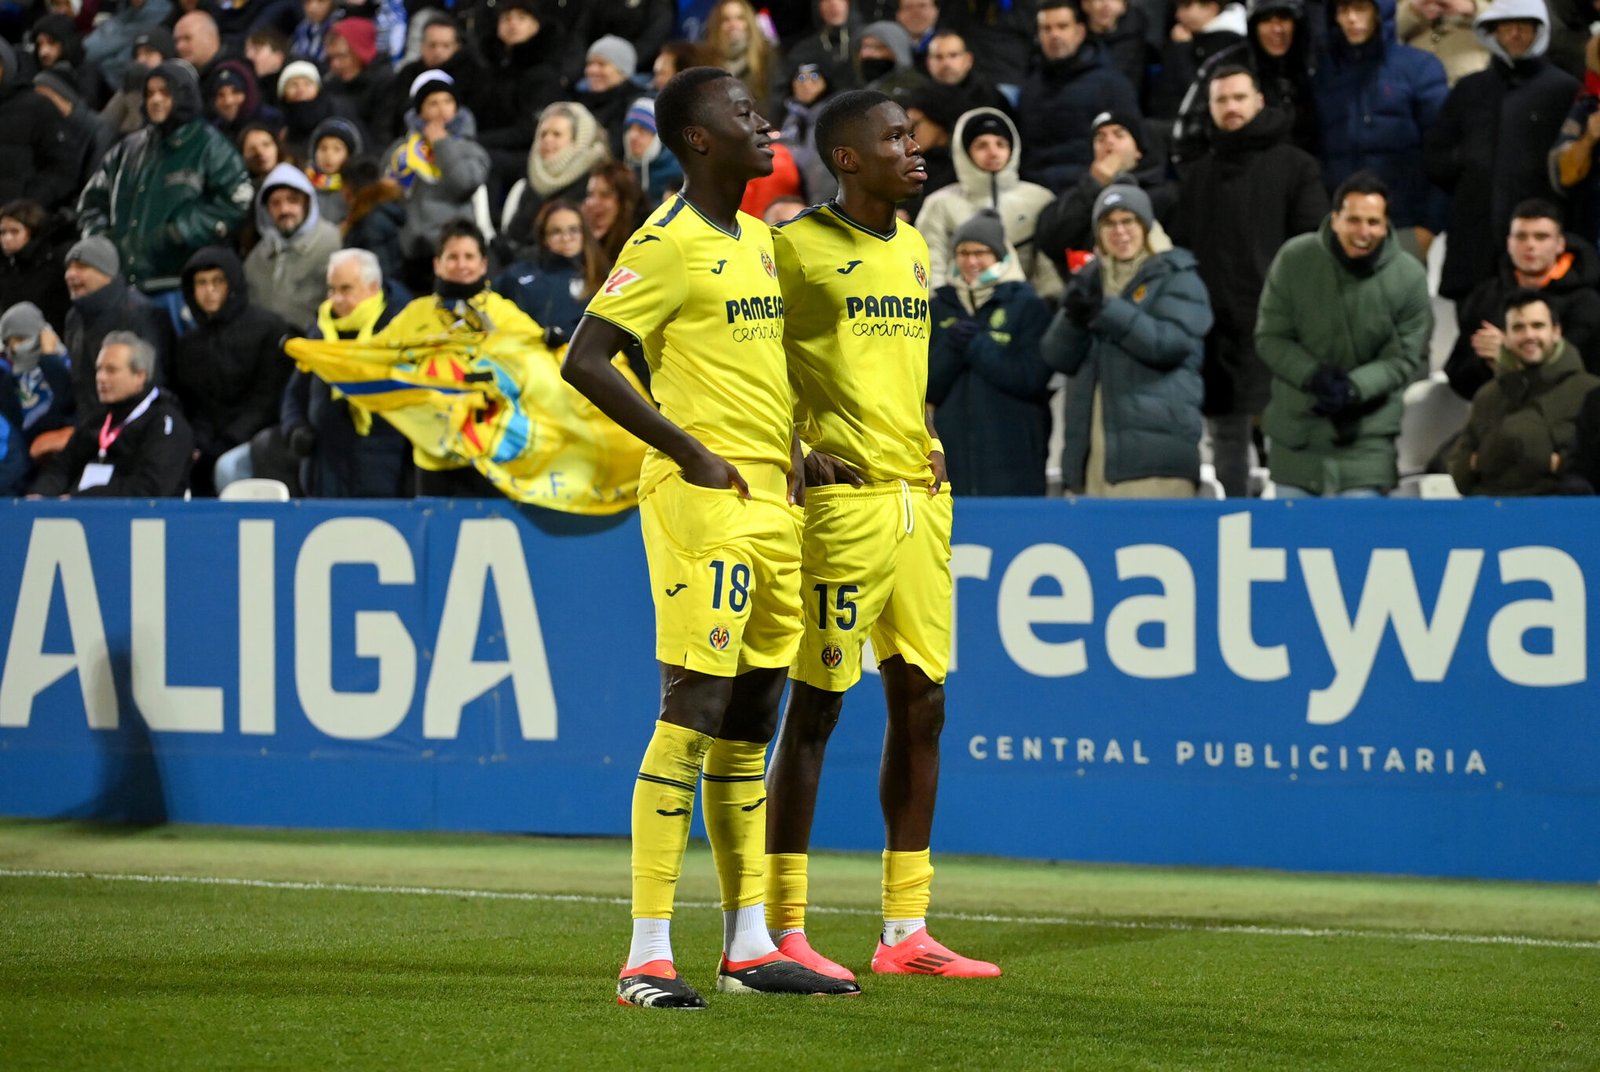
{"left": 639, "top": 466, "right": 804, "bottom": 676}
{"left": 791, "top": 481, "right": 953, "bottom": 691}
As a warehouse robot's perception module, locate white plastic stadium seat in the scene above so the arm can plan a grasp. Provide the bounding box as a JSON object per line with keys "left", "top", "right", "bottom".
{"left": 1396, "top": 372, "right": 1469, "bottom": 476}
{"left": 1393, "top": 473, "right": 1462, "bottom": 499}
{"left": 1196, "top": 463, "right": 1225, "bottom": 499}
{"left": 472, "top": 185, "right": 497, "bottom": 242}
{"left": 218, "top": 479, "right": 291, "bottom": 502}
{"left": 501, "top": 179, "right": 528, "bottom": 237}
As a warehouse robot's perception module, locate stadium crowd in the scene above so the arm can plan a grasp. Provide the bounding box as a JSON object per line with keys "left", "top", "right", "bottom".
{"left": 5, "top": 0, "right": 1600, "bottom": 501}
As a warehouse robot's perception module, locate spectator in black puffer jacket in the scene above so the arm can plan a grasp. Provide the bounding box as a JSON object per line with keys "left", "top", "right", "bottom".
{"left": 61, "top": 235, "right": 172, "bottom": 420}
{"left": 0, "top": 40, "right": 79, "bottom": 214}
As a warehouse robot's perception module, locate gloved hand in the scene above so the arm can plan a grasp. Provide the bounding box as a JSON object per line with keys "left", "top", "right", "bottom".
{"left": 944, "top": 318, "right": 981, "bottom": 349}
{"left": 1063, "top": 275, "right": 1103, "bottom": 328}
{"left": 543, "top": 323, "right": 568, "bottom": 349}
{"left": 287, "top": 424, "right": 317, "bottom": 459}
{"left": 1307, "top": 367, "right": 1357, "bottom": 416}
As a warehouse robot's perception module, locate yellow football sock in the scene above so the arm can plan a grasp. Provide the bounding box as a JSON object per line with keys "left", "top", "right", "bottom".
{"left": 700, "top": 737, "right": 768, "bottom": 911}
{"left": 765, "top": 852, "right": 810, "bottom": 932}
{"left": 630, "top": 720, "right": 714, "bottom": 919}
{"left": 882, "top": 848, "right": 934, "bottom": 921}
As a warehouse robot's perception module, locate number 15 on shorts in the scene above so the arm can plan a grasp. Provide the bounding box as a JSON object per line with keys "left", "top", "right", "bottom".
{"left": 813, "top": 583, "right": 858, "bottom": 630}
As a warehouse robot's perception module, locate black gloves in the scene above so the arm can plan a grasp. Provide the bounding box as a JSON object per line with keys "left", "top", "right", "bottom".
{"left": 1307, "top": 367, "right": 1358, "bottom": 416}
{"left": 543, "top": 323, "right": 568, "bottom": 349}
{"left": 1063, "top": 275, "right": 1102, "bottom": 328}
{"left": 287, "top": 424, "right": 317, "bottom": 459}
{"left": 944, "top": 318, "right": 981, "bottom": 349}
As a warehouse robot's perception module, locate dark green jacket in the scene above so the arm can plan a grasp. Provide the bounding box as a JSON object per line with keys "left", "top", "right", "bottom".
{"left": 1043, "top": 247, "right": 1213, "bottom": 489}
{"left": 76, "top": 63, "right": 252, "bottom": 290}
{"left": 1255, "top": 220, "right": 1432, "bottom": 493}
{"left": 1449, "top": 340, "right": 1600, "bottom": 495}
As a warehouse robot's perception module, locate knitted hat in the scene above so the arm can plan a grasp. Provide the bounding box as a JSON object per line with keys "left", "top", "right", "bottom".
{"left": 66, "top": 235, "right": 120, "bottom": 278}
{"left": 0, "top": 301, "right": 46, "bottom": 342}
{"left": 960, "top": 110, "right": 1012, "bottom": 153}
{"left": 951, "top": 208, "right": 1007, "bottom": 258}
{"left": 587, "top": 34, "right": 637, "bottom": 77}
{"left": 498, "top": 0, "right": 542, "bottom": 19}
{"left": 409, "top": 69, "right": 457, "bottom": 111}
{"left": 1092, "top": 183, "right": 1154, "bottom": 231}
{"left": 211, "top": 64, "right": 248, "bottom": 94}
{"left": 33, "top": 66, "right": 80, "bottom": 105}
{"left": 1090, "top": 109, "right": 1145, "bottom": 154}
{"left": 133, "top": 26, "right": 176, "bottom": 59}
{"left": 624, "top": 96, "right": 656, "bottom": 133}
{"left": 329, "top": 18, "right": 378, "bottom": 68}
{"left": 278, "top": 60, "right": 321, "bottom": 97}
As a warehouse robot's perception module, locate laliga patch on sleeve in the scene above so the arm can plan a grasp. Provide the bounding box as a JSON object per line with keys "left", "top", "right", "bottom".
{"left": 603, "top": 267, "right": 641, "bottom": 295}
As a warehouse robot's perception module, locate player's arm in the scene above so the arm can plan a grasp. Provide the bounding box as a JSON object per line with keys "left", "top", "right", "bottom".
{"left": 563, "top": 314, "right": 750, "bottom": 495}
{"left": 925, "top": 407, "right": 946, "bottom": 494}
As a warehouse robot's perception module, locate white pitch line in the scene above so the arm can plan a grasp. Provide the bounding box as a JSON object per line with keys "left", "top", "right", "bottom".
{"left": 3, "top": 868, "right": 1597, "bottom": 952}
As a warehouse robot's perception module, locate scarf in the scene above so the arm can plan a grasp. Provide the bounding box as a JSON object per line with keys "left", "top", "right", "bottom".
{"left": 385, "top": 132, "right": 440, "bottom": 189}
{"left": 316, "top": 291, "right": 388, "bottom": 434}
{"left": 528, "top": 109, "right": 608, "bottom": 197}
{"left": 1100, "top": 246, "right": 1150, "bottom": 297}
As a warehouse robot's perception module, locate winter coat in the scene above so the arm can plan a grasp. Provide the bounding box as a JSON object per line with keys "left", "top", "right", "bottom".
{"left": 0, "top": 41, "right": 81, "bottom": 212}
{"left": 1150, "top": 6, "right": 1249, "bottom": 120}
{"left": 1170, "top": 105, "right": 1326, "bottom": 415}
{"left": 783, "top": 1, "right": 863, "bottom": 81}
{"left": 3, "top": 348, "right": 74, "bottom": 442}
{"left": 1042, "top": 247, "right": 1213, "bottom": 488}
{"left": 343, "top": 187, "right": 407, "bottom": 284}
{"left": 62, "top": 275, "right": 172, "bottom": 419}
{"left": 1444, "top": 234, "right": 1600, "bottom": 399}
{"left": 383, "top": 108, "right": 491, "bottom": 261}
{"left": 572, "top": 0, "right": 675, "bottom": 79}
{"left": 916, "top": 108, "right": 1062, "bottom": 299}
{"left": 578, "top": 82, "right": 636, "bottom": 161}
{"left": 1035, "top": 158, "right": 1179, "bottom": 279}
{"left": 1313, "top": 0, "right": 1449, "bottom": 229}
{"left": 1255, "top": 220, "right": 1433, "bottom": 492}
{"left": 1449, "top": 340, "right": 1600, "bottom": 494}
{"left": 493, "top": 251, "right": 591, "bottom": 335}
{"left": 1016, "top": 42, "right": 1143, "bottom": 190}
{"left": 1397, "top": 0, "right": 1490, "bottom": 83}
{"left": 1090, "top": 7, "right": 1157, "bottom": 98}
{"left": 782, "top": 94, "right": 835, "bottom": 204}
{"left": 0, "top": 216, "right": 73, "bottom": 330}
{"left": 1423, "top": 0, "right": 1578, "bottom": 299}
{"left": 77, "top": 63, "right": 254, "bottom": 290}
{"left": 281, "top": 277, "right": 413, "bottom": 498}
{"left": 244, "top": 163, "right": 342, "bottom": 331}
{"left": 27, "top": 383, "right": 193, "bottom": 497}
{"left": 171, "top": 245, "right": 292, "bottom": 464}
{"left": 928, "top": 257, "right": 1054, "bottom": 495}
{"left": 324, "top": 62, "right": 394, "bottom": 142}
{"left": 281, "top": 91, "right": 365, "bottom": 161}
{"left": 0, "top": 387, "right": 25, "bottom": 494}
{"left": 476, "top": 26, "right": 567, "bottom": 178}
{"left": 1248, "top": 0, "right": 1323, "bottom": 159}
{"left": 82, "top": 0, "right": 173, "bottom": 98}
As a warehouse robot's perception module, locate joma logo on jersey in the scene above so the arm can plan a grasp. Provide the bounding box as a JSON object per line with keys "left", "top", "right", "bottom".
{"left": 844, "top": 295, "right": 930, "bottom": 321}
{"left": 724, "top": 295, "right": 785, "bottom": 323}
{"left": 821, "top": 643, "right": 843, "bottom": 669}
{"left": 602, "top": 267, "right": 641, "bottom": 295}
{"left": 709, "top": 625, "right": 731, "bottom": 651}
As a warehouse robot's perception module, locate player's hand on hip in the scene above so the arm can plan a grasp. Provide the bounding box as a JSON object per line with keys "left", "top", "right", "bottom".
{"left": 804, "top": 449, "right": 866, "bottom": 489}
{"left": 929, "top": 449, "right": 947, "bottom": 494}
{"left": 681, "top": 447, "right": 751, "bottom": 498}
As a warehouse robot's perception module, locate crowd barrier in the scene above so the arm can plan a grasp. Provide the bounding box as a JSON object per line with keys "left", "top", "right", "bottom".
{"left": 1, "top": 497, "right": 1595, "bottom": 883}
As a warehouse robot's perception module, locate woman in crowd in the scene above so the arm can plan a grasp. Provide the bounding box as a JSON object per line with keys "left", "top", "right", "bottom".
{"left": 493, "top": 200, "right": 605, "bottom": 338}
{"left": 701, "top": 0, "right": 777, "bottom": 112}
{"left": 581, "top": 160, "right": 643, "bottom": 271}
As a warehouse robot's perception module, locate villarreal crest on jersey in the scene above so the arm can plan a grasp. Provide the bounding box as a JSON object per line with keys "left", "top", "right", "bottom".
{"left": 585, "top": 195, "right": 793, "bottom": 497}
{"left": 771, "top": 203, "right": 936, "bottom": 485}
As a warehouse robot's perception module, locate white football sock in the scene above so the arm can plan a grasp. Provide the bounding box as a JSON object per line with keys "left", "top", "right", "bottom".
{"left": 882, "top": 917, "right": 926, "bottom": 946}
{"left": 626, "top": 917, "right": 673, "bottom": 970}
{"left": 724, "top": 904, "right": 778, "bottom": 962}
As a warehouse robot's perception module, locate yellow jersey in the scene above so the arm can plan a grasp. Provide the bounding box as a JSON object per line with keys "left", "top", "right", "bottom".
{"left": 771, "top": 202, "right": 935, "bottom": 484}
{"left": 584, "top": 194, "right": 793, "bottom": 499}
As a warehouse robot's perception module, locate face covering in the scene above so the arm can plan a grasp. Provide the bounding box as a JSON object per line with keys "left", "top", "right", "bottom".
{"left": 859, "top": 57, "right": 896, "bottom": 82}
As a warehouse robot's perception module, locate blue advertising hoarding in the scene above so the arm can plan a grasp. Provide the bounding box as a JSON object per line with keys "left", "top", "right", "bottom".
{"left": 0, "top": 498, "right": 1594, "bottom": 882}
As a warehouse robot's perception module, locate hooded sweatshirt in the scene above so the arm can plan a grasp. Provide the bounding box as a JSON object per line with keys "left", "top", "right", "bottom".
{"left": 243, "top": 161, "right": 342, "bottom": 329}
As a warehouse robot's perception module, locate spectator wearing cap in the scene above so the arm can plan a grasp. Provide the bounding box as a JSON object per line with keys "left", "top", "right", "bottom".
{"left": 0, "top": 199, "right": 74, "bottom": 329}
{"left": 1017, "top": 0, "right": 1142, "bottom": 190}
{"left": 100, "top": 25, "right": 176, "bottom": 135}
{"left": 1255, "top": 171, "right": 1432, "bottom": 497}
{"left": 61, "top": 235, "right": 171, "bottom": 418}
{"left": 78, "top": 61, "right": 254, "bottom": 301}
{"left": 781, "top": 58, "right": 844, "bottom": 203}
{"left": 857, "top": 20, "right": 927, "bottom": 95}
{"left": 1037, "top": 109, "right": 1177, "bottom": 280}
{"left": 33, "top": 66, "right": 119, "bottom": 190}
{"left": 1043, "top": 183, "right": 1212, "bottom": 497}
{"left": 783, "top": 0, "right": 861, "bottom": 85}
{"left": 0, "top": 300, "right": 75, "bottom": 485}
{"left": 580, "top": 35, "right": 640, "bottom": 158}
{"left": 290, "top": 0, "right": 340, "bottom": 66}
{"left": 1169, "top": 65, "right": 1324, "bottom": 497}
{"left": 1425, "top": 0, "right": 1578, "bottom": 301}
{"left": 1314, "top": 0, "right": 1449, "bottom": 258}
{"left": 244, "top": 162, "right": 341, "bottom": 329}
{"left": 83, "top": 0, "right": 174, "bottom": 100}
{"left": 27, "top": 331, "right": 194, "bottom": 498}
{"left": 324, "top": 18, "right": 393, "bottom": 137}
{"left": 205, "top": 59, "right": 280, "bottom": 144}
{"left": 928, "top": 207, "right": 1055, "bottom": 496}
{"left": 306, "top": 116, "right": 362, "bottom": 224}
{"left": 478, "top": 0, "right": 567, "bottom": 194}
{"left": 171, "top": 245, "right": 292, "bottom": 494}
{"left": 388, "top": 14, "right": 483, "bottom": 144}
{"left": 917, "top": 107, "right": 1061, "bottom": 299}
{"left": 0, "top": 41, "right": 79, "bottom": 214}
{"left": 383, "top": 70, "right": 491, "bottom": 293}
{"left": 924, "top": 29, "right": 1012, "bottom": 117}
{"left": 622, "top": 98, "right": 682, "bottom": 203}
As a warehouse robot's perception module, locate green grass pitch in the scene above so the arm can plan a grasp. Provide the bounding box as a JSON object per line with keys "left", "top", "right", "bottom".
{"left": 2, "top": 821, "right": 1595, "bottom": 1071}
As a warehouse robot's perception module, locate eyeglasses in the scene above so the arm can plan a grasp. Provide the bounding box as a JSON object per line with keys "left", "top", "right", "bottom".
{"left": 794, "top": 70, "right": 823, "bottom": 81}
{"left": 1101, "top": 217, "right": 1143, "bottom": 232}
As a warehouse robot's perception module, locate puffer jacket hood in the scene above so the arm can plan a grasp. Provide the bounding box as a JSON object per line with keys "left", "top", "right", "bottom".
{"left": 1205, "top": 3, "right": 1250, "bottom": 36}
{"left": 206, "top": 60, "right": 264, "bottom": 122}
{"left": 255, "top": 161, "right": 322, "bottom": 241}
{"left": 181, "top": 244, "right": 249, "bottom": 324}
{"left": 860, "top": 20, "right": 914, "bottom": 70}
{"left": 1327, "top": 0, "right": 1399, "bottom": 57}
{"left": 146, "top": 60, "right": 203, "bottom": 131}
{"left": 950, "top": 107, "right": 1024, "bottom": 205}
{"left": 33, "top": 15, "right": 86, "bottom": 68}
{"left": 1475, "top": 0, "right": 1550, "bottom": 63}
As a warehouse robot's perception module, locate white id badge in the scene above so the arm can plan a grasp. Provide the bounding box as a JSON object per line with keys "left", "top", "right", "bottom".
{"left": 77, "top": 462, "right": 115, "bottom": 491}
